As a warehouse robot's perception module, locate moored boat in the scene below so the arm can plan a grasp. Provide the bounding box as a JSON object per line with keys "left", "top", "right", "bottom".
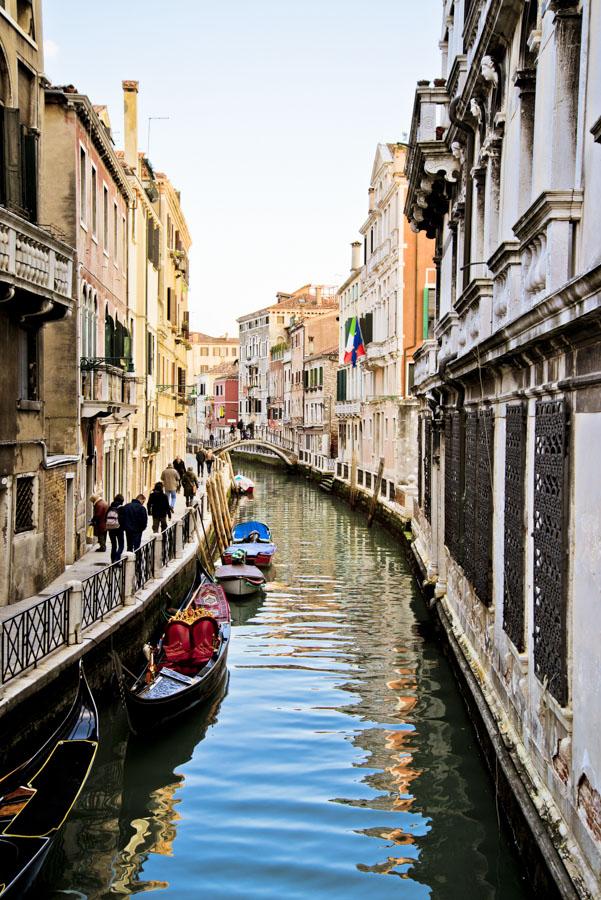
{"left": 223, "top": 519, "right": 276, "bottom": 568}
{"left": 214, "top": 560, "right": 266, "bottom": 597}
{"left": 115, "top": 563, "right": 231, "bottom": 735}
{"left": 0, "top": 663, "right": 98, "bottom": 898}
{"left": 233, "top": 473, "right": 255, "bottom": 495}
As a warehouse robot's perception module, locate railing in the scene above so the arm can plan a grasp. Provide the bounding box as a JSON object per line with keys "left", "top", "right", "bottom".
{"left": 0, "top": 206, "right": 74, "bottom": 302}
{"left": 162, "top": 521, "right": 177, "bottom": 567}
{"left": 81, "top": 560, "right": 125, "bottom": 629}
{"left": 182, "top": 509, "right": 192, "bottom": 544}
{"left": 134, "top": 538, "right": 155, "bottom": 593}
{"left": 1, "top": 589, "right": 70, "bottom": 684}
{"left": 80, "top": 360, "right": 137, "bottom": 406}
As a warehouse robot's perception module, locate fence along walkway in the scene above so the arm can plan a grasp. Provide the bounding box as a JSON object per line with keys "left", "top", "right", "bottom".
{"left": 0, "top": 506, "right": 199, "bottom": 686}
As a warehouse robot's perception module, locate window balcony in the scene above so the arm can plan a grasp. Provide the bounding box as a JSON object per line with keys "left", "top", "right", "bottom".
{"left": 80, "top": 358, "right": 137, "bottom": 419}
{"left": 413, "top": 339, "right": 438, "bottom": 389}
{"left": 365, "top": 335, "right": 399, "bottom": 366}
{"left": 0, "top": 207, "right": 74, "bottom": 321}
{"left": 335, "top": 400, "right": 361, "bottom": 417}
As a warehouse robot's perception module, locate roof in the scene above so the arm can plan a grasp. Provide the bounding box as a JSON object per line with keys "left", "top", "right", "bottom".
{"left": 189, "top": 331, "right": 238, "bottom": 344}
{"left": 211, "top": 362, "right": 239, "bottom": 377}
{"left": 305, "top": 345, "right": 339, "bottom": 363}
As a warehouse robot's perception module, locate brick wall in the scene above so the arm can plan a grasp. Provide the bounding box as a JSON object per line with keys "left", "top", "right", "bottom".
{"left": 43, "top": 469, "right": 65, "bottom": 584}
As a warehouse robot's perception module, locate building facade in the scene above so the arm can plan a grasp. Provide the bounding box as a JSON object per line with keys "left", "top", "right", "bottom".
{"left": 237, "top": 284, "right": 337, "bottom": 430}
{"left": 405, "top": 0, "right": 601, "bottom": 892}
{"left": 0, "top": 3, "right": 78, "bottom": 603}
{"left": 336, "top": 145, "right": 435, "bottom": 512}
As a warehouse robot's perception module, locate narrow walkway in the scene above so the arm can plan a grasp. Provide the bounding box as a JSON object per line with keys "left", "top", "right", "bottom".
{"left": 0, "top": 467, "right": 208, "bottom": 624}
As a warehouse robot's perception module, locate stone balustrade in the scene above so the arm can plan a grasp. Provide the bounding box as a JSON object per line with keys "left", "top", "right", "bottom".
{"left": 0, "top": 207, "right": 74, "bottom": 305}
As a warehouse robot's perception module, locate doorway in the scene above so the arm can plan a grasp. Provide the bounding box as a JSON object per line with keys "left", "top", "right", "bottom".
{"left": 65, "top": 475, "right": 75, "bottom": 565}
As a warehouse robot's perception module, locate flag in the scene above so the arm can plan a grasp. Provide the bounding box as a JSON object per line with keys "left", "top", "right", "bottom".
{"left": 343, "top": 317, "right": 366, "bottom": 368}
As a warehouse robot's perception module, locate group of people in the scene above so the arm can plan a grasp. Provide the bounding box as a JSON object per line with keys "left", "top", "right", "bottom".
{"left": 89, "top": 455, "right": 202, "bottom": 564}
{"left": 194, "top": 445, "right": 215, "bottom": 478}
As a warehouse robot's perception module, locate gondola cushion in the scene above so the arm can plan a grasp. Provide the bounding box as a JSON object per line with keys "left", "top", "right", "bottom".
{"left": 161, "top": 617, "right": 219, "bottom": 672}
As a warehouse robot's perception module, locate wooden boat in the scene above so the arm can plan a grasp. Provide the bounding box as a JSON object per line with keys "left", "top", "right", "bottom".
{"left": 0, "top": 663, "right": 98, "bottom": 898}
{"left": 223, "top": 520, "right": 276, "bottom": 568}
{"left": 214, "top": 560, "right": 266, "bottom": 597}
{"left": 116, "top": 563, "right": 231, "bottom": 735}
{"left": 233, "top": 473, "right": 255, "bottom": 495}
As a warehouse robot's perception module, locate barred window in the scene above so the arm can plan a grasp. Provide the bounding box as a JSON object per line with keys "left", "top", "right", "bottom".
{"left": 15, "top": 476, "right": 35, "bottom": 533}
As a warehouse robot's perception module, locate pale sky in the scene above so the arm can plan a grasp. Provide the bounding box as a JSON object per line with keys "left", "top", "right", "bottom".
{"left": 43, "top": 0, "right": 442, "bottom": 336}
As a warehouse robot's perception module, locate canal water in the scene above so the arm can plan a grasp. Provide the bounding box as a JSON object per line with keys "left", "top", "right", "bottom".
{"left": 43, "top": 461, "right": 530, "bottom": 899}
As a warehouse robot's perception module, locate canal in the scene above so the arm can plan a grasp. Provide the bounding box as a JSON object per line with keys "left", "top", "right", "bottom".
{"left": 43, "top": 460, "right": 530, "bottom": 898}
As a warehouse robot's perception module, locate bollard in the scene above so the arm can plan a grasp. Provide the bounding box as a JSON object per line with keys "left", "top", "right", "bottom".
{"left": 123, "top": 551, "right": 136, "bottom": 605}
{"left": 175, "top": 520, "right": 184, "bottom": 559}
{"left": 66, "top": 580, "right": 83, "bottom": 645}
{"left": 153, "top": 533, "right": 163, "bottom": 579}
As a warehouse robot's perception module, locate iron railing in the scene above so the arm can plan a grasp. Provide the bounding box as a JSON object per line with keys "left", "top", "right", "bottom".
{"left": 81, "top": 560, "right": 125, "bottom": 629}
{"left": 162, "top": 522, "right": 177, "bottom": 567}
{"left": 1, "top": 589, "right": 69, "bottom": 684}
{"left": 134, "top": 538, "right": 155, "bottom": 593}
{"left": 182, "top": 509, "right": 193, "bottom": 544}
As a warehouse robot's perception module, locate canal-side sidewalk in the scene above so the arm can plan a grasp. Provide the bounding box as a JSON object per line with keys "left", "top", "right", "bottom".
{"left": 0, "top": 467, "right": 218, "bottom": 720}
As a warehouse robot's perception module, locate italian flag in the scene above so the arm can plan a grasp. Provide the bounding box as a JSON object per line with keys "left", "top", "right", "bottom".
{"left": 343, "top": 317, "right": 366, "bottom": 367}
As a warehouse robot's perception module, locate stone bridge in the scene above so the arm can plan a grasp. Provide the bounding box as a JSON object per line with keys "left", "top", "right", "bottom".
{"left": 214, "top": 437, "right": 297, "bottom": 467}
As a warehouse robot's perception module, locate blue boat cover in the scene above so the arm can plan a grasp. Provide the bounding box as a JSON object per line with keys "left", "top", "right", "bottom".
{"left": 232, "top": 520, "right": 271, "bottom": 542}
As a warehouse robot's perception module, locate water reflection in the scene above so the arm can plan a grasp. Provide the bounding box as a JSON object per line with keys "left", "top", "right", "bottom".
{"left": 42, "top": 462, "right": 528, "bottom": 899}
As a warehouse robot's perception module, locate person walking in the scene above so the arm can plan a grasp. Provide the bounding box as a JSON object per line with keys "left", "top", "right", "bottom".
{"left": 195, "top": 446, "right": 206, "bottom": 478}
{"left": 160, "top": 463, "right": 180, "bottom": 510}
{"left": 181, "top": 467, "right": 199, "bottom": 506}
{"left": 89, "top": 494, "right": 109, "bottom": 552}
{"left": 173, "top": 456, "right": 186, "bottom": 481}
{"left": 237, "top": 418, "right": 244, "bottom": 438}
{"left": 205, "top": 446, "right": 214, "bottom": 476}
{"left": 106, "top": 494, "right": 125, "bottom": 563}
{"left": 147, "top": 482, "right": 171, "bottom": 532}
{"left": 120, "top": 494, "right": 148, "bottom": 551}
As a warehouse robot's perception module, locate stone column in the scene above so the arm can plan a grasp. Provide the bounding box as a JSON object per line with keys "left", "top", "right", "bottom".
{"left": 175, "top": 520, "right": 184, "bottom": 559}
{"left": 153, "top": 533, "right": 163, "bottom": 579}
{"left": 549, "top": 1, "right": 582, "bottom": 188}
{"left": 66, "top": 580, "right": 83, "bottom": 645}
{"left": 123, "top": 551, "right": 136, "bottom": 605}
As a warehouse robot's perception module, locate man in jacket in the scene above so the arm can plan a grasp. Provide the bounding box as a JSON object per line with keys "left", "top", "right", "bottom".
{"left": 89, "top": 494, "right": 109, "bottom": 552}
{"left": 120, "top": 494, "right": 148, "bottom": 551}
{"left": 195, "top": 446, "right": 206, "bottom": 478}
{"left": 147, "top": 482, "right": 171, "bottom": 532}
{"left": 160, "top": 464, "right": 180, "bottom": 510}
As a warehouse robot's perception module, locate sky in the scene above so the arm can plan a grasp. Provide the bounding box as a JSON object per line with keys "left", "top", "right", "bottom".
{"left": 43, "top": 0, "right": 442, "bottom": 336}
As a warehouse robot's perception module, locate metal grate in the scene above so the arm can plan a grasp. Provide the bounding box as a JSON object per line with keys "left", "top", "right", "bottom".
{"left": 474, "top": 408, "right": 494, "bottom": 606}
{"left": 444, "top": 411, "right": 463, "bottom": 562}
{"left": 417, "top": 417, "right": 423, "bottom": 507}
{"left": 463, "top": 411, "right": 478, "bottom": 582}
{"left": 182, "top": 510, "right": 192, "bottom": 544}
{"left": 15, "top": 476, "right": 35, "bottom": 533}
{"left": 134, "top": 538, "right": 155, "bottom": 593}
{"left": 503, "top": 403, "right": 527, "bottom": 650}
{"left": 423, "top": 417, "right": 432, "bottom": 522}
{"left": 81, "top": 560, "right": 125, "bottom": 629}
{"left": 161, "top": 522, "right": 177, "bottom": 567}
{"left": 1, "top": 590, "right": 69, "bottom": 683}
{"left": 533, "top": 398, "right": 569, "bottom": 705}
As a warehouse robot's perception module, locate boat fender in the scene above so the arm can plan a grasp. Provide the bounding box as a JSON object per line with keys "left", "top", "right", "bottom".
{"left": 143, "top": 643, "right": 152, "bottom": 661}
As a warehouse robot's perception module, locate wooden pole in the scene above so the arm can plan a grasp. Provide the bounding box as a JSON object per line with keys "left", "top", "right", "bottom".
{"left": 225, "top": 450, "right": 236, "bottom": 484}
{"left": 215, "top": 469, "right": 233, "bottom": 541}
{"left": 206, "top": 478, "right": 227, "bottom": 557}
{"left": 192, "top": 506, "right": 214, "bottom": 574}
{"left": 367, "top": 457, "right": 385, "bottom": 528}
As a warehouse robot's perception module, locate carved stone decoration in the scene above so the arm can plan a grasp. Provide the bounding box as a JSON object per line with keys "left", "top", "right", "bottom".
{"left": 481, "top": 55, "right": 499, "bottom": 87}
{"left": 503, "top": 403, "right": 527, "bottom": 651}
{"left": 533, "top": 398, "right": 569, "bottom": 706}
{"left": 523, "top": 233, "right": 547, "bottom": 298}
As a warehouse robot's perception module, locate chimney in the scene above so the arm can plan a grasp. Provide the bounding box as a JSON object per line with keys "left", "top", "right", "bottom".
{"left": 368, "top": 187, "right": 375, "bottom": 211}
{"left": 315, "top": 285, "right": 323, "bottom": 303}
{"left": 122, "top": 80, "right": 139, "bottom": 171}
{"left": 351, "top": 241, "right": 362, "bottom": 271}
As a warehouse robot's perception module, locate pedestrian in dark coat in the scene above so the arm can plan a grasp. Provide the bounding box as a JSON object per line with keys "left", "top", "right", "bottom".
{"left": 147, "top": 482, "right": 171, "bottom": 533}
{"left": 120, "top": 494, "right": 148, "bottom": 551}
{"left": 106, "top": 494, "right": 125, "bottom": 562}
{"left": 173, "top": 456, "right": 186, "bottom": 480}
{"left": 205, "top": 447, "right": 214, "bottom": 475}
{"left": 195, "top": 446, "right": 206, "bottom": 477}
{"left": 181, "top": 467, "right": 199, "bottom": 506}
{"left": 89, "top": 494, "right": 109, "bottom": 552}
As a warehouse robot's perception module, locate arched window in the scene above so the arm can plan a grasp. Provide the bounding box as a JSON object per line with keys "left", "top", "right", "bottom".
{"left": 104, "top": 306, "right": 115, "bottom": 359}
{"left": 91, "top": 293, "right": 98, "bottom": 358}
{"left": 80, "top": 283, "right": 88, "bottom": 358}
{"left": 0, "top": 43, "right": 10, "bottom": 107}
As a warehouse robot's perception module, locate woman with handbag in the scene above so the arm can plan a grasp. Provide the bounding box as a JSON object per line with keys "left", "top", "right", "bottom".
{"left": 89, "top": 494, "right": 109, "bottom": 552}
{"left": 106, "top": 494, "right": 125, "bottom": 562}
{"left": 181, "top": 467, "right": 199, "bottom": 507}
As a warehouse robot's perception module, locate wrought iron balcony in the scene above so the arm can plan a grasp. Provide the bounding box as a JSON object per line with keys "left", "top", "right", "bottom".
{"left": 0, "top": 206, "right": 74, "bottom": 321}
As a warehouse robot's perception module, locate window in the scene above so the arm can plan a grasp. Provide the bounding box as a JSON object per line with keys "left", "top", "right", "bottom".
{"left": 79, "top": 146, "right": 87, "bottom": 226}
{"left": 15, "top": 475, "right": 35, "bottom": 533}
{"left": 113, "top": 201, "right": 118, "bottom": 264}
{"left": 200, "top": 346, "right": 209, "bottom": 357}
{"left": 91, "top": 166, "right": 97, "bottom": 238}
{"left": 122, "top": 215, "right": 127, "bottom": 271}
{"left": 103, "top": 185, "right": 109, "bottom": 251}
{"left": 18, "top": 326, "right": 38, "bottom": 401}
{"left": 146, "top": 331, "right": 154, "bottom": 375}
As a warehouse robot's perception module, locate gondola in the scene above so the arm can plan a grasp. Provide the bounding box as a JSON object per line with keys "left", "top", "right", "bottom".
{"left": 0, "top": 663, "right": 98, "bottom": 898}
{"left": 222, "top": 520, "right": 276, "bottom": 568}
{"left": 115, "top": 562, "right": 231, "bottom": 735}
{"left": 233, "top": 473, "right": 255, "bottom": 496}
